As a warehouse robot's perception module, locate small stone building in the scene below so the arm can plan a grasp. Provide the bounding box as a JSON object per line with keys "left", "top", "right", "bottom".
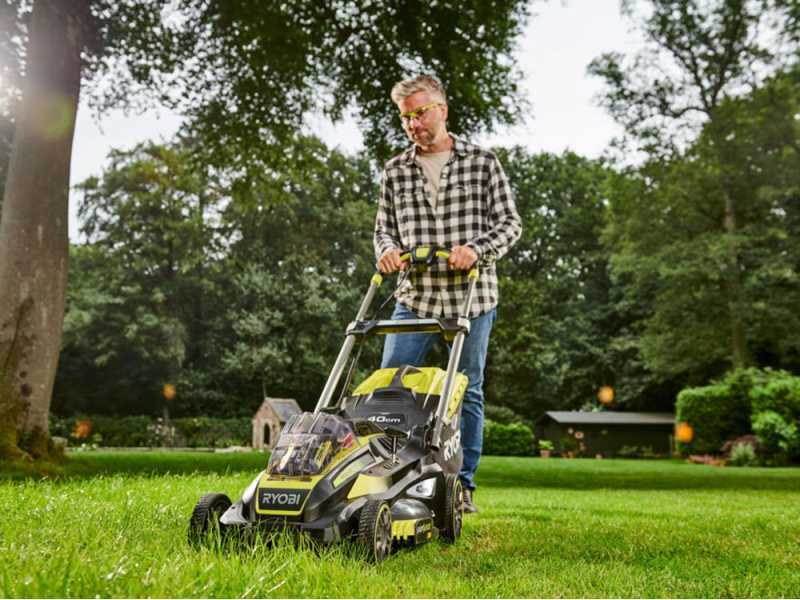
{"left": 252, "top": 397, "right": 301, "bottom": 449}
{"left": 535, "top": 411, "right": 676, "bottom": 457}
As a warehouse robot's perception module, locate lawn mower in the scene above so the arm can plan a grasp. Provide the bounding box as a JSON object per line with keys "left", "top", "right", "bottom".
{"left": 188, "top": 246, "right": 479, "bottom": 561}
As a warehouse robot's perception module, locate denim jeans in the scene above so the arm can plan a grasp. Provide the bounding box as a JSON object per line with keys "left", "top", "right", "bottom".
{"left": 380, "top": 302, "right": 496, "bottom": 491}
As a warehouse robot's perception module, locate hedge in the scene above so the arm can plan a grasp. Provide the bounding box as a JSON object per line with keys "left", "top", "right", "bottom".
{"left": 483, "top": 420, "right": 535, "bottom": 456}
{"left": 676, "top": 368, "right": 800, "bottom": 458}
{"left": 50, "top": 415, "right": 251, "bottom": 448}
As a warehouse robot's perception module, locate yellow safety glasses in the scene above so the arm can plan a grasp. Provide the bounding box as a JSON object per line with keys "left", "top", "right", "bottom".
{"left": 399, "top": 102, "right": 443, "bottom": 125}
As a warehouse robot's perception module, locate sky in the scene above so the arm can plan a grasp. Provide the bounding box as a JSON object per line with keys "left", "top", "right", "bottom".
{"left": 68, "top": 0, "right": 643, "bottom": 240}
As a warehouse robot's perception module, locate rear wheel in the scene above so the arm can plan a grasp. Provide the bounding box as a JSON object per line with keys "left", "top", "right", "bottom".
{"left": 188, "top": 492, "right": 232, "bottom": 546}
{"left": 357, "top": 499, "right": 393, "bottom": 562}
{"left": 440, "top": 475, "right": 463, "bottom": 542}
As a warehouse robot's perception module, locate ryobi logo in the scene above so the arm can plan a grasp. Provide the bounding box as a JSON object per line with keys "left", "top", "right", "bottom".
{"left": 258, "top": 488, "right": 310, "bottom": 511}
{"left": 367, "top": 414, "right": 406, "bottom": 425}
{"left": 443, "top": 430, "right": 461, "bottom": 462}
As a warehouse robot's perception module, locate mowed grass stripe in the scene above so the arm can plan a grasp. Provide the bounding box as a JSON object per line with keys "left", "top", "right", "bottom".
{"left": 1, "top": 453, "right": 798, "bottom": 597}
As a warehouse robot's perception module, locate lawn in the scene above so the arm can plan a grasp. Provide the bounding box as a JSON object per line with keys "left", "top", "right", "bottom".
{"left": 1, "top": 452, "right": 799, "bottom": 597}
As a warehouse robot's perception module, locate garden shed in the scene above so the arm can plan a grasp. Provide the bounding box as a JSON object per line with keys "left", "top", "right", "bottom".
{"left": 534, "top": 411, "right": 676, "bottom": 457}
{"left": 252, "top": 397, "right": 301, "bottom": 449}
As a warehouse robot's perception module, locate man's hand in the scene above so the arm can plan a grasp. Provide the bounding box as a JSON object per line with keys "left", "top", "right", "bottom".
{"left": 448, "top": 245, "right": 478, "bottom": 270}
{"left": 377, "top": 248, "right": 407, "bottom": 274}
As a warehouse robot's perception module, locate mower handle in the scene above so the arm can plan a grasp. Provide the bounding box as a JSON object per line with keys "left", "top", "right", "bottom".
{"left": 398, "top": 246, "right": 451, "bottom": 265}
{"left": 394, "top": 246, "right": 479, "bottom": 280}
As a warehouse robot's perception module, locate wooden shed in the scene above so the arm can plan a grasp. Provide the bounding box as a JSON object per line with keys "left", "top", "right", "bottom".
{"left": 252, "top": 397, "right": 302, "bottom": 449}
{"left": 534, "top": 411, "right": 676, "bottom": 457}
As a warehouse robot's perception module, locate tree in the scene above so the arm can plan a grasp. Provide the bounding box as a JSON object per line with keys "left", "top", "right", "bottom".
{"left": 486, "top": 148, "right": 619, "bottom": 420}
{"left": 604, "top": 67, "right": 800, "bottom": 384}
{"left": 0, "top": 0, "right": 531, "bottom": 460}
{"left": 590, "top": 0, "right": 800, "bottom": 372}
{"left": 55, "top": 136, "right": 380, "bottom": 418}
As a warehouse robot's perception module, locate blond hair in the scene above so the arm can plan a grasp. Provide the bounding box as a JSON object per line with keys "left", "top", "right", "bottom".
{"left": 390, "top": 74, "right": 447, "bottom": 104}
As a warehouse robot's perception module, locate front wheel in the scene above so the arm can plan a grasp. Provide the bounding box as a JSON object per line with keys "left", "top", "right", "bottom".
{"left": 440, "top": 475, "right": 463, "bottom": 542}
{"left": 357, "top": 499, "right": 393, "bottom": 562}
{"left": 188, "top": 492, "right": 232, "bottom": 546}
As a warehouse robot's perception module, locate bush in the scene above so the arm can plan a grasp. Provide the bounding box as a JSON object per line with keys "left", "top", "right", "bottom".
{"left": 483, "top": 420, "right": 535, "bottom": 456}
{"left": 728, "top": 441, "right": 758, "bottom": 467}
{"left": 675, "top": 383, "right": 750, "bottom": 454}
{"left": 674, "top": 368, "right": 790, "bottom": 455}
{"left": 484, "top": 404, "right": 524, "bottom": 425}
{"left": 752, "top": 410, "right": 799, "bottom": 465}
{"left": 49, "top": 414, "right": 251, "bottom": 448}
{"left": 749, "top": 371, "right": 800, "bottom": 422}
{"left": 721, "top": 434, "right": 760, "bottom": 456}
{"left": 616, "top": 445, "right": 659, "bottom": 459}
{"left": 617, "top": 445, "right": 639, "bottom": 458}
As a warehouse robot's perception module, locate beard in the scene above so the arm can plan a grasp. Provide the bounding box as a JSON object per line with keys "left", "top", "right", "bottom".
{"left": 410, "top": 127, "right": 435, "bottom": 146}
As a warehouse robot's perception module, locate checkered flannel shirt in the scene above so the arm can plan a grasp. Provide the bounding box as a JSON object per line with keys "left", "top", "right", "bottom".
{"left": 374, "top": 135, "right": 522, "bottom": 319}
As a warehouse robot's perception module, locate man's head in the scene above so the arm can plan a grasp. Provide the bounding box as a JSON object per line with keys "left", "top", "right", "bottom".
{"left": 391, "top": 74, "right": 450, "bottom": 152}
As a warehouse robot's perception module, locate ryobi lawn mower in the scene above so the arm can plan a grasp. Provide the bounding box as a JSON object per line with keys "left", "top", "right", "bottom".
{"left": 188, "top": 246, "right": 478, "bottom": 561}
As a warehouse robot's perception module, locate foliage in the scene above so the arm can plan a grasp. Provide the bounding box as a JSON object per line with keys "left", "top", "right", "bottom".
{"left": 617, "top": 445, "right": 659, "bottom": 459}
{"left": 484, "top": 404, "right": 525, "bottom": 425}
{"left": 482, "top": 420, "right": 535, "bottom": 456}
{"left": 676, "top": 368, "right": 800, "bottom": 460}
{"left": 593, "top": 2, "right": 800, "bottom": 377}
{"left": 488, "top": 149, "right": 625, "bottom": 419}
{"left": 752, "top": 410, "right": 800, "bottom": 465}
{"left": 54, "top": 136, "right": 379, "bottom": 417}
{"left": 675, "top": 383, "right": 751, "bottom": 454}
{"left": 559, "top": 434, "right": 585, "bottom": 458}
{"left": 728, "top": 441, "right": 758, "bottom": 467}
{"left": 49, "top": 414, "right": 251, "bottom": 448}
{"left": 537, "top": 439, "right": 554, "bottom": 452}
{"left": 749, "top": 372, "right": 800, "bottom": 421}
{"left": 0, "top": 0, "right": 532, "bottom": 462}
{"left": 721, "top": 434, "right": 761, "bottom": 457}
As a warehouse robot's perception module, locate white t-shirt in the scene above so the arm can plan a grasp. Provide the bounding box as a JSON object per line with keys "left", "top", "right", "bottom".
{"left": 416, "top": 150, "right": 451, "bottom": 209}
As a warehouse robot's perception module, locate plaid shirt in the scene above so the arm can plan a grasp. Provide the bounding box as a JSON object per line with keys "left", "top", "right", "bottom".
{"left": 374, "top": 135, "right": 522, "bottom": 319}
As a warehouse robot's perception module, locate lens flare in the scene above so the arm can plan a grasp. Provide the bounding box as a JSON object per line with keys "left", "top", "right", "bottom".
{"left": 675, "top": 421, "right": 694, "bottom": 444}
{"left": 163, "top": 383, "right": 176, "bottom": 401}
{"left": 32, "top": 94, "right": 76, "bottom": 140}
{"left": 72, "top": 419, "right": 92, "bottom": 439}
{"left": 597, "top": 386, "right": 615, "bottom": 405}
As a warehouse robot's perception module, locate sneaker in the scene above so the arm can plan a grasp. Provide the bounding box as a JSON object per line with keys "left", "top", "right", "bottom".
{"left": 462, "top": 488, "right": 479, "bottom": 514}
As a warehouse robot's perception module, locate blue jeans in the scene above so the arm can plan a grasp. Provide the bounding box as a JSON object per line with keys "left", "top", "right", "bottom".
{"left": 380, "top": 302, "right": 496, "bottom": 491}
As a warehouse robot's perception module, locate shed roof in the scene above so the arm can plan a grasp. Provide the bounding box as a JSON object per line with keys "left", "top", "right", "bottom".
{"left": 268, "top": 398, "right": 301, "bottom": 421}
{"left": 253, "top": 397, "right": 301, "bottom": 422}
{"left": 538, "top": 411, "right": 675, "bottom": 426}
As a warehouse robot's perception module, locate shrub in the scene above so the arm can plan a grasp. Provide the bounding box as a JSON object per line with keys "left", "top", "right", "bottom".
{"left": 559, "top": 434, "right": 584, "bottom": 457}
{"left": 721, "top": 434, "right": 760, "bottom": 457}
{"left": 617, "top": 445, "right": 639, "bottom": 458}
{"left": 49, "top": 414, "right": 251, "bottom": 448}
{"left": 674, "top": 368, "right": 786, "bottom": 455}
{"left": 749, "top": 372, "right": 800, "bottom": 422}
{"left": 483, "top": 420, "right": 535, "bottom": 456}
{"left": 484, "top": 404, "right": 524, "bottom": 425}
{"left": 752, "top": 410, "right": 799, "bottom": 465}
{"left": 675, "top": 383, "right": 750, "bottom": 454}
{"left": 728, "top": 441, "right": 758, "bottom": 467}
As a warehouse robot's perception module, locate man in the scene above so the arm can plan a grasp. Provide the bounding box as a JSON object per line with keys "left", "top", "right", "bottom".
{"left": 373, "top": 74, "right": 522, "bottom": 513}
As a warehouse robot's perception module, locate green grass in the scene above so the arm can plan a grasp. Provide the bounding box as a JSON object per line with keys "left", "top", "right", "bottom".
{"left": 1, "top": 452, "right": 799, "bottom": 597}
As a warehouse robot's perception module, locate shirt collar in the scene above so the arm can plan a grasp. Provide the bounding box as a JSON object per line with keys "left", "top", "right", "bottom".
{"left": 403, "top": 134, "right": 468, "bottom": 165}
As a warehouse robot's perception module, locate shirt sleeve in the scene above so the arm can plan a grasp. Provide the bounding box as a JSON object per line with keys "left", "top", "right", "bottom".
{"left": 373, "top": 167, "right": 401, "bottom": 261}
{"left": 466, "top": 154, "right": 522, "bottom": 262}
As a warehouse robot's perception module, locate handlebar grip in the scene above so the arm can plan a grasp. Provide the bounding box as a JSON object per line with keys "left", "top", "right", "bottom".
{"left": 398, "top": 246, "right": 450, "bottom": 265}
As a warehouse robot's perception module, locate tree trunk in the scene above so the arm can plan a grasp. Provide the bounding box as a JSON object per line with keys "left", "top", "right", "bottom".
{"left": 721, "top": 185, "right": 749, "bottom": 370}
{"left": 0, "top": 0, "right": 86, "bottom": 460}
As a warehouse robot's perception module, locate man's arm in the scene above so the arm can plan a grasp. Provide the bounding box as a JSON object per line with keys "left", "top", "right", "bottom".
{"left": 465, "top": 155, "right": 522, "bottom": 262}
{"left": 373, "top": 168, "right": 404, "bottom": 272}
